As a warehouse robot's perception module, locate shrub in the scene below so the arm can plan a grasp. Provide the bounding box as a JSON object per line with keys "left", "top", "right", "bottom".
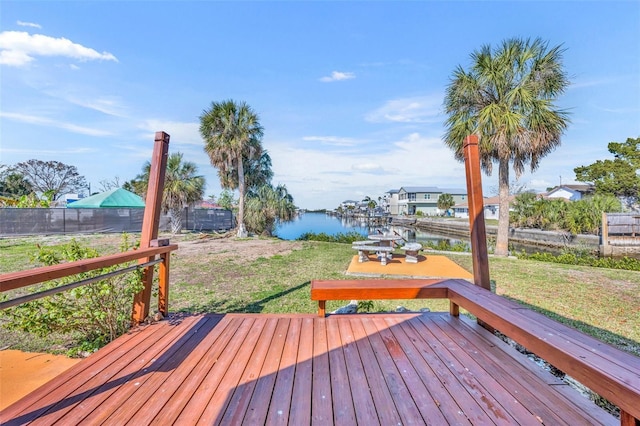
{"left": 1, "top": 235, "right": 146, "bottom": 355}
{"left": 297, "top": 231, "right": 366, "bottom": 244}
{"left": 517, "top": 249, "right": 640, "bottom": 271}
{"left": 422, "top": 239, "right": 470, "bottom": 252}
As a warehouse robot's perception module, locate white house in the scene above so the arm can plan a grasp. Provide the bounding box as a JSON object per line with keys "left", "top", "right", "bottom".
{"left": 397, "top": 187, "right": 467, "bottom": 216}
{"left": 385, "top": 189, "right": 400, "bottom": 215}
{"left": 453, "top": 195, "right": 515, "bottom": 220}
{"left": 544, "top": 185, "right": 594, "bottom": 201}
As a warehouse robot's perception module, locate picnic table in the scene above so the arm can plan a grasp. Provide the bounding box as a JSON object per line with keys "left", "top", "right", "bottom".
{"left": 367, "top": 234, "right": 403, "bottom": 251}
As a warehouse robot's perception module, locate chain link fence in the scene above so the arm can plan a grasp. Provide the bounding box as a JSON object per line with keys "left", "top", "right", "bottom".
{"left": 0, "top": 207, "right": 234, "bottom": 236}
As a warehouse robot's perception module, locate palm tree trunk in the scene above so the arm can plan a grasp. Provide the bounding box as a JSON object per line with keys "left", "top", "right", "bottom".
{"left": 495, "top": 159, "right": 510, "bottom": 256}
{"left": 170, "top": 206, "right": 183, "bottom": 234}
{"left": 236, "top": 152, "right": 248, "bottom": 238}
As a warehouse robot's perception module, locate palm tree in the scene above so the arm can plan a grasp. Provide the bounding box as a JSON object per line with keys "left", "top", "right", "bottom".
{"left": 129, "top": 153, "right": 205, "bottom": 234}
{"left": 244, "top": 184, "right": 296, "bottom": 236}
{"left": 437, "top": 193, "right": 455, "bottom": 216}
{"left": 200, "top": 100, "right": 264, "bottom": 237}
{"left": 444, "top": 38, "right": 570, "bottom": 256}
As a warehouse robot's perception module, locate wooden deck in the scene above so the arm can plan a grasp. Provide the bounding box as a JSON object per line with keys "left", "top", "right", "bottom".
{"left": 1, "top": 312, "right": 616, "bottom": 425}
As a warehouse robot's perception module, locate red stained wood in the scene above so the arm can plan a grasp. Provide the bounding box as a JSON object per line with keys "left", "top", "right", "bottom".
{"left": 311, "top": 315, "right": 332, "bottom": 425}
{"left": 446, "top": 279, "right": 640, "bottom": 420}
{"left": 336, "top": 318, "right": 378, "bottom": 424}
{"left": 0, "top": 245, "right": 177, "bottom": 293}
{"left": 243, "top": 318, "right": 290, "bottom": 424}
{"left": 371, "top": 316, "right": 450, "bottom": 424}
{"left": 311, "top": 279, "right": 449, "bottom": 315}
{"left": 325, "top": 317, "right": 356, "bottom": 425}
{"left": 360, "top": 317, "right": 425, "bottom": 424}
{"left": 289, "top": 317, "right": 313, "bottom": 425}
{"left": 462, "top": 134, "right": 491, "bottom": 291}
{"left": 133, "top": 131, "right": 170, "bottom": 323}
{"left": 266, "top": 317, "right": 302, "bottom": 424}
{"left": 0, "top": 313, "right": 619, "bottom": 426}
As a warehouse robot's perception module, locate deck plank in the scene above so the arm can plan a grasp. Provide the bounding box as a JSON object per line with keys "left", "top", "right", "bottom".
{"left": 311, "top": 315, "right": 332, "bottom": 426}
{"left": 30, "top": 315, "right": 206, "bottom": 426}
{"left": 1, "top": 317, "right": 180, "bottom": 424}
{"left": 370, "top": 316, "right": 450, "bottom": 424}
{"left": 0, "top": 312, "right": 619, "bottom": 426}
{"left": 217, "top": 317, "right": 278, "bottom": 424}
{"left": 360, "top": 316, "right": 425, "bottom": 425}
{"left": 289, "top": 317, "right": 313, "bottom": 425}
{"left": 383, "top": 314, "right": 471, "bottom": 425}
{"left": 180, "top": 316, "right": 267, "bottom": 424}
{"left": 265, "top": 317, "right": 302, "bottom": 424}
{"left": 243, "top": 318, "right": 291, "bottom": 424}
{"left": 336, "top": 318, "right": 378, "bottom": 424}
{"left": 325, "top": 316, "right": 356, "bottom": 425}
{"left": 86, "top": 314, "right": 223, "bottom": 425}
{"left": 456, "top": 316, "right": 618, "bottom": 426}
{"left": 419, "top": 314, "right": 543, "bottom": 424}
{"left": 348, "top": 316, "right": 404, "bottom": 425}
{"left": 149, "top": 316, "right": 252, "bottom": 425}
{"left": 435, "top": 314, "right": 599, "bottom": 424}
{"left": 124, "top": 314, "right": 231, "bottom": 424}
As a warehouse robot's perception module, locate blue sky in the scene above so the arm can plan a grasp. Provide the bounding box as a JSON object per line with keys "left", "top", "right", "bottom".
{"left": 1, "top": 1, "right": 639, "bottom": 210}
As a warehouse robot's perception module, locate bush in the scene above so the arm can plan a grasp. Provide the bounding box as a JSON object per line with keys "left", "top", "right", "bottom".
{"left": 517, "top": 249, "right": 640, "bottom": 271}
{"left": 1, "top": 235, "right": 145, "bottom": 355}
{"left": 297, "top": 231, "right": 366, "bottom": 244}
{"left": 422, "top": 239, "right": 470, "bottom": 252}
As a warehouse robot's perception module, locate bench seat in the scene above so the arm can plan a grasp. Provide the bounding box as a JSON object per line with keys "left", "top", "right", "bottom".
{"left": 400, "top": 242, "right": 423, "bottom": 263}
{"left": 351, "top": 244, "right": 394, "bottom": 265}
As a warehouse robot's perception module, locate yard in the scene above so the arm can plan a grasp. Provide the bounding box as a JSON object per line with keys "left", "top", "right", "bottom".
{"left": 1, "top": 233, "right": 639, "bottom": 356}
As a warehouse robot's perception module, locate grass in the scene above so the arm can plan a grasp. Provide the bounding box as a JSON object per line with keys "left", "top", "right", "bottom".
{"left": 1, "top": 234, "right": 639, "bottom": 357}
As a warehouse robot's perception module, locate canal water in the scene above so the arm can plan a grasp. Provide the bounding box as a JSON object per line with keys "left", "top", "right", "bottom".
{"left": 275, "top": 212, "right": 565, "bottom": 255}
{"left": 275, "top": 212, "right": 462, "bottom": 247}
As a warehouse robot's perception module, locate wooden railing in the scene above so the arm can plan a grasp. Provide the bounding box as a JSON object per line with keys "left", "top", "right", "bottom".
{"left": 0, "top": 242, "right": 178, "bottom": 318}
{"left": 1, "top": 131, "right": 175, "bottom": 323}
{"left": 460, "top": 135, "right": 639, "bottom": 425}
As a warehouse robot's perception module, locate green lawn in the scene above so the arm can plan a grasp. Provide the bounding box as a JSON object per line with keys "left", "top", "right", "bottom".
{"left": 1, "top": 234, "right": 638, "bottom": 356}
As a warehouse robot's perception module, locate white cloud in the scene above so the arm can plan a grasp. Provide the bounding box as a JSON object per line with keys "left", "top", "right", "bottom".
{"left": 0, "top": 31, "right": 118, "bottom": 67}
{"left": 137, "top": 120, "right": 202, "bottom": 146}
{"left": 302, "top": 136, "right": 360, "bottom": 147}
{"left": 17, "top": 21, "right": 42, "bottom": 29}
{"left": 352, "top": 163, "right": 384, "bottom": 173}
{"left": 1, "top": 147, "right": 93, "bottom": 155}
{"left": 69, "top": 95, "right": 128, "bottom": 117}
{"left": 266, "top": 132, "right": 465, "bottom": 209}
{"left": 319, "top": 71, "right": 355, "bottom": 82}
{"left": 366, "top": 95, "right": 444, "bottom": 123}
{"left": 0, "top": 111, "right": 112, "bottom": 136}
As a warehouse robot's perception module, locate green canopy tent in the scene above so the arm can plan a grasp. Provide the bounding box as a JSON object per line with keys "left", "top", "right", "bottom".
{"left": 67, "top": 188, "right": 145, "bottom": 208}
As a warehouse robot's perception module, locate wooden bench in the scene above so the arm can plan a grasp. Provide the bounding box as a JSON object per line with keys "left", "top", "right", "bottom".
{"left": 310, "top": 278, "right": 640, "bottom": 424}
{"left": 311, "top": 278, "right": 450, "bottom": 316}
{"left": 351, "top": 244, "right": 394, "bottom": 265}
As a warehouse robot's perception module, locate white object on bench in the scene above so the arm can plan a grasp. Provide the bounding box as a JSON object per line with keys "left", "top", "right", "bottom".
{"left": 351, "top": 244, "right": 394, "bottom": 265}
{"left": 401, "top": 242, "right": 423, "bottom": 263}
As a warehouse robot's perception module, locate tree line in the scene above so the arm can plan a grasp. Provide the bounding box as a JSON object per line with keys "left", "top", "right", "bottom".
{"left": 1, "top": 100, "right": 297, "bottom": 236}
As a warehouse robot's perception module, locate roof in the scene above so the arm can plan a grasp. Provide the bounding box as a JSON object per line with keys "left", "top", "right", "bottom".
{"left": 67, "top": 188, "right": 145, "bottom": 208}
{"left": 399, "top": 186, "right": 467, "bottom": 195}
{"left": 545, "top": 184, "right": 594, "bottom": 195}
{"left": 386, "top": 189, "right": 400, "bottom": 194}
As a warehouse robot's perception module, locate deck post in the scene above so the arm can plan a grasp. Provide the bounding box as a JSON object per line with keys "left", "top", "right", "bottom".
{"left": 463, "top": 135, "right": 491, "bottom": 292}
{"left": 132, "top": 131, "right": 170, "bottom": 324}
{"left": 158, "top": 251, "right": 170, "bottom": 317}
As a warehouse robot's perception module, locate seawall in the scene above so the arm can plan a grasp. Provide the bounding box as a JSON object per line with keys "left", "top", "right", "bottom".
{"left": 392, "top": 217, "right": 601, "bottom": 251}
